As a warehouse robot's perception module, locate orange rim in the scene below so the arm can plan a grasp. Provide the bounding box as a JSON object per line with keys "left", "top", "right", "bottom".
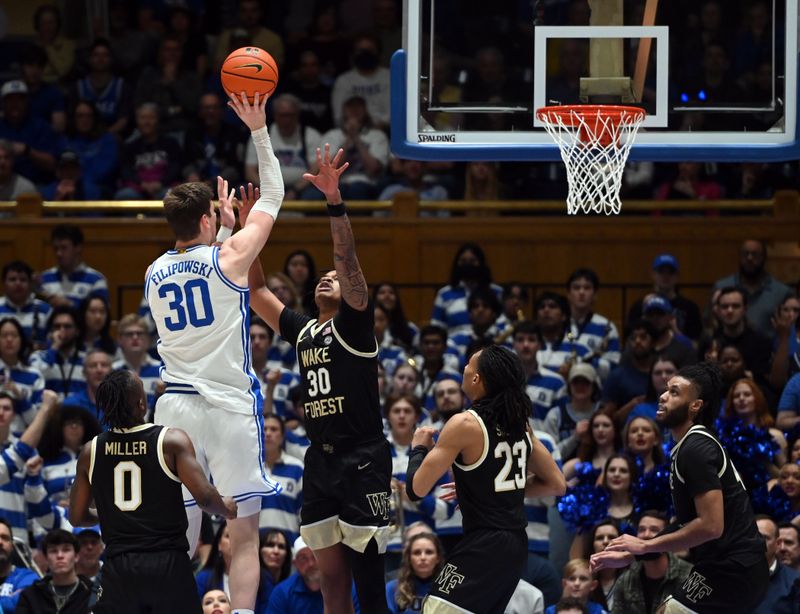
{"left": 536, "top": 104, "right": 646, "bottom": 126}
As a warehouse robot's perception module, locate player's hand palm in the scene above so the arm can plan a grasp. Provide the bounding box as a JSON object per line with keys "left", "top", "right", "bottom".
{"left": 237, "top": 182, "right": 260, "bottom": 226}
{"left": 216, "top": 176, "right": 237, "bottom": 230}
{"left": 303, "top": 143, "right": 349, "bottom": 201}
{"left": 227, "top": 92, "right": 267, "bottom": 132}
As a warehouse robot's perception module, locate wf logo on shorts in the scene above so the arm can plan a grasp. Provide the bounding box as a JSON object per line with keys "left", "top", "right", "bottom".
{"left": 681, "top": 571, "right": 713, "bottom": 603}
{"left": 436, "top": 564, "right": 465, "bottom": 594}
{"left": 365, "top": 492, "right": 390, "bottom": 519}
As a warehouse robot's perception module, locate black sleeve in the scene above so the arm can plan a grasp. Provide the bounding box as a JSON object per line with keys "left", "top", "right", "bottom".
{"left": 677, "top": 436, "right": 723, "bottom": 499}
{"left": 332, "top": 298, "right": 377, "bottom": 354}
{"left": 279, "top": 308, "right": 312, "bottom": 345}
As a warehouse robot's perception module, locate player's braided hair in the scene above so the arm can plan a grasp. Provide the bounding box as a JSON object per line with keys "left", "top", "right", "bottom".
{"left": 472, "top": 345, "right": 530, "bottom": 439}
{"left": 95, "top": 370, "right": 140, "bottom": 430}
{"left": 676, "top": 362, "right": 723, "bottom": 430}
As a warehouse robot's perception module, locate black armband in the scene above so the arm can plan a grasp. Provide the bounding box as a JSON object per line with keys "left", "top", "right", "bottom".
{"left": 327, "top": 202, "right": 347, "bottom": 217}
{"left": 405, "top": 445, "right": 429, "bottom": 502}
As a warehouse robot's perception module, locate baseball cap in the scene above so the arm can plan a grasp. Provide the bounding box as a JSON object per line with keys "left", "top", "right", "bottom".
{"left": 568, "top": 363, "right": 600, "bottom": 387}
{"left": 643, "top": 295, "right": 673, "bottom": 314}
{"left": 73, "top": 525, "right": 101, "bottom": 538}
{"left": 292, "top": 536, "right": 310, "bottom": 559}
{"left": 1, "top": 80, "right": 28, "bottom": 98}
{"left": 652, "top": 253, "right": 679, "bottom": 272}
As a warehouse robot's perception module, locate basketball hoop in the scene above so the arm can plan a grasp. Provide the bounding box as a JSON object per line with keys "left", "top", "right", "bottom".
{"left": 536, "top": 105, "right": 646, "bottom": 215}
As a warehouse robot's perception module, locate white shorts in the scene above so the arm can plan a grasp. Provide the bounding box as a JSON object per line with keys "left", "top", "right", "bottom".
{"left": 155, "top": 390, "right": 282, "bottom": 517}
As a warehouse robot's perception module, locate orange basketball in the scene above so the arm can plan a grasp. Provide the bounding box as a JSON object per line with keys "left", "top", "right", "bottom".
{"left": 220, "top": 47, "right": 279, "bottom": 104}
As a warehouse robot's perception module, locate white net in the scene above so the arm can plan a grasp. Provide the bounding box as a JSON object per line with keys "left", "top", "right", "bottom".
{"left": 537, "top": 106, "right": 646, "bottom": 215}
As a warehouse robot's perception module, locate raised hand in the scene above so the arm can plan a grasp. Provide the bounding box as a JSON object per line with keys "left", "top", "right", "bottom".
{"left": 302, "top": 143, "right": 349, "bottom": 203}
{"left": 605, "top": 533, "right": 649, "bottom": 555}
{"left": 590, "top": 550, "right": 634, "bottom": 572}
{"left": 237, "top": 182, "right": 260, "bottom": 227}
{"left": 411, "top": 426, "right": 438, "bottom": 451}
{"left": 216, "top": 176, "right": 236, "bottom": 231}
{"left": 227, "top": 91, "right": 267, "bottom": 132}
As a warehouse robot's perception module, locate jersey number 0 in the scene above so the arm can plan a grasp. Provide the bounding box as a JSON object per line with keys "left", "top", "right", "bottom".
{"left": 113, "top": 461, "right": 143, "bottom": 511}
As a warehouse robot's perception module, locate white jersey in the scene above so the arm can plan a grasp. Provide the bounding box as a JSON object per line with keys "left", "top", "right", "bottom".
{"left": 145, "top": 245, "right": 260, "bottom": 415}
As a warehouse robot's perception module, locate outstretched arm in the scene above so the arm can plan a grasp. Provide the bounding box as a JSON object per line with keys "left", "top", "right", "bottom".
{"left": 218, "top": 92, "right": 283, "bottom": 285}
{"left": 303, "top": 144, "right": 368, "bottom": 311}
{"left": 238, "top": 182, "right": 286, "bottom": 334}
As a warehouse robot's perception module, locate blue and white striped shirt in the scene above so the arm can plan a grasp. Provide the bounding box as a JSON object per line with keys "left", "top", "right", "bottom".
{"left": 284, "top": 426, "right": 310, "bottom": 462}
{"left": 0, "top": 295, "right": 52, "bottom": 346}
{"left": 430, "top": 282, "right": 504, "bottom": 337}
{"left": 266, "top": 336, "right": 298, "bottom": 372}
{"left": 38, "top": 263, "right": 109, "bottom": 309}
{"left": 524, "top": 367, "right": 568, "bottom": 428}
{"left": 447, "top": 319, "right": 513, "bottom": 370}
{"left": 524, "top": 430, "right": 561, "bottom": 554}
{"left": 257, "top": 367, "right": 300, "bottom": 421}
{"left": 536, "top": 338, "right": 592, "bottom": 375}
{"left": 30, "top": 347, "right": 86, "bottom": 398}
{"left": 569, "top": 313, "right": 621, "bottom": 381}
{"left": 378, "top": 337, "right": 408, "bottom": 378}
{"left": 259, "top": 452, "right": 303, "bottom": 542}
{"left": 0, "top": 359, "right": 45, "bottom": 436}
{"left": 0, "top": 437, "right": 56, "bottom": 539}
{"left": 41, "top": 448, "right": 77, "bottom": 503}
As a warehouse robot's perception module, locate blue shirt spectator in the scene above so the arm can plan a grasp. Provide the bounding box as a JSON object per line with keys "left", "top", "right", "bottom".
{"left": 777, "top": 372, "right": 800, "bottom": 432}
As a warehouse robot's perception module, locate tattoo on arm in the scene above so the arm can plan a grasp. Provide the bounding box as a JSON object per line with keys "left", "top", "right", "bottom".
{"left": 330, "top": 215, "right": 368, "bottom": 310}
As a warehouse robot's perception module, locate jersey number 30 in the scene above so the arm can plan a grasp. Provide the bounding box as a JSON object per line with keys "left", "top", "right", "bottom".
{"left": 113, "top": 461, "right": 142, "bottom": 511}
{"left": 158, "top": 279, "right": 215, "bottom": 331}
{"left": 494, "top": 441, "right": 527, "bottom": 492}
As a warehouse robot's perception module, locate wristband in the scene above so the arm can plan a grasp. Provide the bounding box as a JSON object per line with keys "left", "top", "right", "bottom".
{"left": 216, "top": 226, "right": 232, "bottom": 242}
{"left": 327, "top": 203, "right": 347, "bottom": 217}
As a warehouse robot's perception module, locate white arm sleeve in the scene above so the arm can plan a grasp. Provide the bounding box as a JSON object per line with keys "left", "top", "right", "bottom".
{"left": 250, "top": 127, "right": 285, "bottom": 220}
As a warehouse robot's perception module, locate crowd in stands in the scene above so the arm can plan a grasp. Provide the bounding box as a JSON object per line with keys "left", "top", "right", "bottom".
{"left": 0, "top": 0, "right": 797, "bottom": 206}
{"left": 0, "top": 226, "right": 796, "bottom": 612}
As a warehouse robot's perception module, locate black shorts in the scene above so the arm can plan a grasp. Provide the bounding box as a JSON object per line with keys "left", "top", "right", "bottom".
{"left": 93, "top": 550, "right": 200, "bottom": 614}
{"left": 300, "top": 438, "right": 392, "bottom": 553}
{"left": 671, "top": 556, "right": 769, "bottom": 614}
{"left": 424, "top": 528, "right": 527, "bottom": 614}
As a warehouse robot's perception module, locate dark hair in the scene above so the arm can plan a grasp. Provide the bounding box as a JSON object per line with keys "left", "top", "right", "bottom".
{"left": 202, "top": 520, "right": 229, "bottom": 588}
{"left": 623, "top": 416, "right": 665, "bottom": 464}
{"left": 0, "top": 392, "right": 16, "bottom": 412}
{"left": 465, "top": 337, "right": 494, "bottom": 362}
{"left": 576, "top": 407, "right": 620, "bottom": 462}
{"left": 78, "top": 293, "right": 116, "bottom": 354}
{"left": 34, "top": 5, "right": 61, "bottom": 33}
{"left": 21, "top": 45, "right": 48, "bottom": 67}
{"left": 513, "top": 320, "right": 541, "bottom": 340}
{"left": 601, "top": 453, "right": 637, "bottom": 494}
{"left": 372, "top": 282, "right": 414, "bottom": 348}
{"left": 675, "top": 362, "right": 723, "bottom": 430}
{"left": 383, "top": 393, "right": 422, "bottom": 420}
{"left": 587, "top": 518, "right": 620, "bottom": 557}
{"left": 777, "top": 522, "right": 800, "bottom": 543}
{"left": 643, "top": 355, "right": 680, "bottom": 402}
{"left": 263, "top": 413, "right": 286, "bottom": 434}
{"left": 0, "top": 517, "right": 12, "bottom": 537}
{"left": 567, "top": 268, "right": 599, "bottom": 291}
{"left": 342, "top": 96, "right": 374, "bottom": 129}
{"left": 716, "top": 285, "right": 748, "bottom": 307}
{"left": 88, "top": 37, "right": 113, "bottom": 55}
{"left": 39, "top": 404, "right": 101, "bottom": 461}
{"left": 448, "top": 243, "right": 492, "bottom": 287}
{"left": 2, "top": 260, "right": 33, "bottom": 280}
{"left": 555, "top": 597, "right": 589, "bottom": 614}
{"left": 473, "top": 345, "right": 530, "bottom": 439}
{"left": 502, "top": 282, "right": 529, "bottom": 302}
{"left": 47, "top": 305, "right": 79, "bottom": 333}
{"left": 259, "top": 530, "right": 292, "bottom": 582}
{"left": 40, "top": 529, "right": 78, "bottom": 554}
{"left": 419, "top": 324, "right": 447, "bottom": 344}
{"left": 163, "top": 182, "right": 213, "bottom": 241}
{"left": 67, "top": 100, "right": 104, "bottom": 139}
{"left": 534, "top": 291, "right": 570, "bottom": 316}
{"left": 467, "top": 286, "right": 501, "bottom": 316}
{"left": 95, "top": 370, "right": 141, "bottom": 430}
{"left": 639, "top": 509, "right": 668, "bottom": 524}
{"left": 0, "top": 318, "right": 30, "bottom": 363}
{"left": 396, "top": 533, "right": 444, "bottom": 610}
{"left": 627, "top": 318, "right": 658, "bottom": 341}
{"left": 250, "top": 316, "right": 274, "bottom": 341}
{"left": 283, "top": 250, "right": 317, "bottom": 314}
{"left": 50, "top": 224, "right": 83, "bottom": 246}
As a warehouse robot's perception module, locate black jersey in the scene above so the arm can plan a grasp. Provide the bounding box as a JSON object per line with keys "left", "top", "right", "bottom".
{"left": 669, "top": 425, "right": 765, "bottom": 566}
{"left": 280, "top": 300, "right": 383, "bottom": 447}
{"left": 451, "top": 410, "right": 533, "bottom": 533}
{"left": 89, "top": 424, "right": 189, "bottom": 558}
